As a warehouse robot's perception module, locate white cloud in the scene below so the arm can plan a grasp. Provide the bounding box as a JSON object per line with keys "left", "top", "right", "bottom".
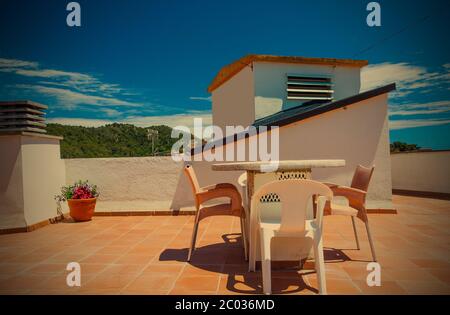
{"left": 16, "top": 84, "right": 139, "bottom": 109}
{"left": 389, "top": 119, "right": 450, "bottom": 130}
{"left": 389, "top": 108, "right": 450, "bottom": 116}
{"left": 389, "top": 100, "right": 450, "bottom": 116}
{"left": 362, "top": 62, "right": 431, "bottom": 92}
{"left": 46, "top": 118, "right": 112, "bottom": 128}
{"left": 361, "top": 62, "right": 449, "bottom": 97}
{"left": 13, "top": 68, "right": 92, "bottom": 81}
{"left": 189, "top": 96, "right": 211, "bottom": 102}
{"left": 0, "top": 58, "right": 38, "bottom": 69}
{"left": 101, "top": 108, "right": 121, "bottom": 117}
{"left": 47, "top": 111, "right": 212, "bottom": 130}
{"left": 362, "top": 63, "right": 450, "bottom": 128}
{"left": 1, "top": 57, "right": 138, "bottom": 108}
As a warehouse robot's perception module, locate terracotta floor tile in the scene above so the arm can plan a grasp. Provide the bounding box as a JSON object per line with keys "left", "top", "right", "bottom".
{"left": 353, "top": 280, "right": 407, "bottom": 294}
{"left": 78, "top": 263, "right": 110, "bottom": 274}
{"left": 127, "top": 244, "right": 164, "bottom": 256}
{"left": 121, "top": 288, "right": 169, "bottom": 295}
{"left": 124, "top": 274, "right": 176, "bottom": 292}
{"left": 41, "top": 273, "right": 95, "bottom": 290}
{"left": 63, "top": 245, "right": 102, "bottom": 256}
{"left": 0, "top": 263, "right": 34, "bottom": 275}
{"left": 218, "top": 274, "right": 263, "bottom": 294}
{"left": 141, "top": 264, "right": 185, "bottom": 276}
{"left": 46, "top": 253, "right": 90, "bottom": 264}
{"left": 75, "top": 288, "right": 120, "bottom": 295}
{"left": 27, "top": 263, "right": 66, "bottom": 275}
{"left": 169, "top": 288, "right": 216, "bottom": 295}
{"left": 221, "top": 264, "right": 255, "bottom": 276}
{"left": 382, "top": 268, "right": 440, "bottom": 282}
{"left": 397, "top": 280, "right": 450, "bottom": 295}
{"left": 7, "top": 253, "right": 52, "bottom": 264}
{"left": 426, "top": 268, "right": 450, "bottom": 285}
{"left": 306, "top": 275, "right": 361, "bottom": 294}
{"left": 181, "top": 264, "right": 223, "bottom": 277}
{"left": 115, "top": 253, "right": 155, "bottom": 265}
{"left": 95, "top": 246, "right": 131, "bottom": 255}
{"left": 175, "top": 274, "right": 220, "bottom": 292}
{"left": 103, "top": 264, "right": 145, "bottom": 275}
{"left": 0, "top": 195, "right": 448, "bottom": 295}
{"left": 81, "top": 254, "right": 121, "bottom": 264}
{"left": 81, "top": 273, "right": 136, "bottom": 290}
{"left": 0, "top": 275, "right": 51, "bottom": 290}
{"left": 268, "top": 277, "right": 313, "bottom": 295}
{"left": 341, "top": 263, "right": 393, "bottom": 281}
{"left": 410, "top": 258, "right": 450, "bottom": 269}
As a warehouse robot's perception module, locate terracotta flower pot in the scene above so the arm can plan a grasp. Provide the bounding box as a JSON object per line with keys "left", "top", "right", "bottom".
{"left": 68, "top": 198, "right": 97, "bottom": 222}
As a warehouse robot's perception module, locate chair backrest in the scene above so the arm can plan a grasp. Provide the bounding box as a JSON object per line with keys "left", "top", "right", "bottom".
{"left": 184, "top": 164, "right": 201, "bottom": 196}
{"left": 237, "top": 172, "right": 247, "bottom": 188}
{"left": 350, "top": 165, "right": 375, "bottom": 192}
{"left": 251, "top": 179, "right": 333, "bottom": 234}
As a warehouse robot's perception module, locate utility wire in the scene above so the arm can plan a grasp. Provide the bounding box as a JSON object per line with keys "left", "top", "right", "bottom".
{"left": 352, "top": 14, "right": 431, "bottom": 58}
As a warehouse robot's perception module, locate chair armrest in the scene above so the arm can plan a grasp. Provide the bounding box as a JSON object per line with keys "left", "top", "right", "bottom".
{"left": 201, "top": 183, "right": 237, "bottom": 191}
{"left": 331, "top": 186, "right": 366, "bottom": 210}
{"left": 197, "top": 185, "right": 242, "bottom": 211}
{"left": 314, "top": 195, "right": 332, "bottom": 228}
{"left": 323, "top": 182, "right": 339, "bottom": 188}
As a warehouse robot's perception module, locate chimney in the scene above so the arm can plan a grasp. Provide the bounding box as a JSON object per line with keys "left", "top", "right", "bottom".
{"left": 0, "top": 100, "right": 47, "bottom": 134}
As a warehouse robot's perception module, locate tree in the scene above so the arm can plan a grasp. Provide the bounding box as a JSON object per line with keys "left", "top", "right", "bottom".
{"left": 390, "top": 141, "right": 421, "bottom": 153}
{"left": 46, "top": 123, "right": 181, "bottom": 158}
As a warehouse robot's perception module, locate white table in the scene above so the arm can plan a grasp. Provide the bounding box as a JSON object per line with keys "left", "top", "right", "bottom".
{"left": 212, "top": 160, "right": 345, "bottom": 261}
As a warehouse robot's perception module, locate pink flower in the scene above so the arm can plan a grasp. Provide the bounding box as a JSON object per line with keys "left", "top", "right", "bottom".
{"left": 72, "top": 186, "right": 94, "bottom": 199}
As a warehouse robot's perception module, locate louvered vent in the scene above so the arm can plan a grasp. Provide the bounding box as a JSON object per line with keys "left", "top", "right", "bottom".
{"left": 0, "top": 101, "right": 47, "bottom": 134}
{"left": 286, "top": 74, "right": 333, "bottom": 101}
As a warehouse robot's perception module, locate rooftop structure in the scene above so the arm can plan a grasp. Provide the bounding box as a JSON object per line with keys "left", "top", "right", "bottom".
{"left": 0, "top": 100, "right": 48, "bottom": 134}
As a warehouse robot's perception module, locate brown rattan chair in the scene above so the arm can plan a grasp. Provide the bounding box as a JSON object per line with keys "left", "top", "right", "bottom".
{"left": 184, "top": 164, "right": 247, "bottom": 261}
{"left": 324, "top": 165, "right": 377, "bottom": 261}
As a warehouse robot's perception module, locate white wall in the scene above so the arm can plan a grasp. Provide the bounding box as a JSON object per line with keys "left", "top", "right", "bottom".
{"left": 253, "top": 62, "right": 362, "bottom": 120}
{"left": 212, "top": 66, "right": 255, "bottom": 131}
{"left": 0, "top": 134, "right": 65, "bottom": 229}
{"left": 21, "top": 136, "right": 66, "bottom": 226}
{"left": 187, "top": 94, "right": 393, "bottom": 210}
{"left": 277, "top": 94, "right": 392, "bottom": 209}
{"left": 0, "top": 135, "right": 26, "bottom": 229}
{"left": 391, "top": 151, "right": 450, "bottom": 194}
{"left": 57, "top": 90, "right": 420, "bottom": 215}
{"left": 65, "top": 157, "right": 186, "bottom": 212}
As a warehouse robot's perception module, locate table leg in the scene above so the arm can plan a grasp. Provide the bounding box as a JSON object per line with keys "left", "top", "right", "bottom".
{"left": 246, "top": 171, "right": 255, "bottom": 211}
{"left": 245, "top": 171, "right": 255, "bottom": 261}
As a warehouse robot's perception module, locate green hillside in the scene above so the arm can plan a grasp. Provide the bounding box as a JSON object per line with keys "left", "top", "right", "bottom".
{"left": 46, "top": 123, "right": 421, "bottom": 159}
{"left": 46, "top": 123, "right": 180, "bottom": 158}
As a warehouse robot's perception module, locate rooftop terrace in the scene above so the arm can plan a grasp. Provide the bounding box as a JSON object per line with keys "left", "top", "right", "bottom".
{"left": 0, "top": 195, "right": 448, "bottom": 295}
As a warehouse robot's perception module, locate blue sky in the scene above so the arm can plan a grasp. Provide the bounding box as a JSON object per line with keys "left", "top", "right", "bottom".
{"left": 0, "top": 0, "right": 449, "bottom": 149}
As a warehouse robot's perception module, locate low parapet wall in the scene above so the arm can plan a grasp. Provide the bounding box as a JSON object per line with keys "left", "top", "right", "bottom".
{"left": 391, "top": 150, "right": 450, "bottom": 196}
{"left": 64, "top": 156, "right": 189, "bottom": 212}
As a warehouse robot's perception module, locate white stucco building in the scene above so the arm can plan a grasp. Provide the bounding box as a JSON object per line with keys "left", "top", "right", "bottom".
{"left": 181, "top": 54, "right": 396, "bottom": 211}
{"left": 210, "top": 55, "right": 367, "bottom": 130}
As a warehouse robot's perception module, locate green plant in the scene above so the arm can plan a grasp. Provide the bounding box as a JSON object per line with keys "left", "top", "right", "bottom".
{"left": 55, "top": 180, "right": 99, "bottom": 202}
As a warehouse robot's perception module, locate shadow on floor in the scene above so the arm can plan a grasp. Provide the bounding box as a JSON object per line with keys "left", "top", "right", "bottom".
{"left": 159, "top": 233, "right": 354, "bottom": 294}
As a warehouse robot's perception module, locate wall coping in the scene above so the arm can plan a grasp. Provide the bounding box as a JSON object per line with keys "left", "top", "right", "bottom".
{"left": 391, "top": 149, "right": 450, "bottom": 155}
{"left": 0, "top": 131, "right": 63, "bottom": 140}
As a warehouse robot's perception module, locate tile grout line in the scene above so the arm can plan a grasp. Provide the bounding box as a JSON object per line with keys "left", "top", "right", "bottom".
{"left": 119, "top": 216, "right": 191, "bottom": 295}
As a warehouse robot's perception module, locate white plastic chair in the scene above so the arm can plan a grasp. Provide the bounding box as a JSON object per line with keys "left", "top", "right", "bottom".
{"left": 237, "top": 172, "right": 249, "bottom": 261}
{"left": 237, "top": 172, "right": 248, "bottom": 208}
{"left": 248, "top": 179, "right": 333, "bottom": 295}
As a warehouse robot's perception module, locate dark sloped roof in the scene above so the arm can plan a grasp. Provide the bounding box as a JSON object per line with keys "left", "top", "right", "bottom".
{"left": 191, "top": 83, "right": 396, "bottom": 155}
{"left": 253, "top": 83, "right": 396, "bottom": 128}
